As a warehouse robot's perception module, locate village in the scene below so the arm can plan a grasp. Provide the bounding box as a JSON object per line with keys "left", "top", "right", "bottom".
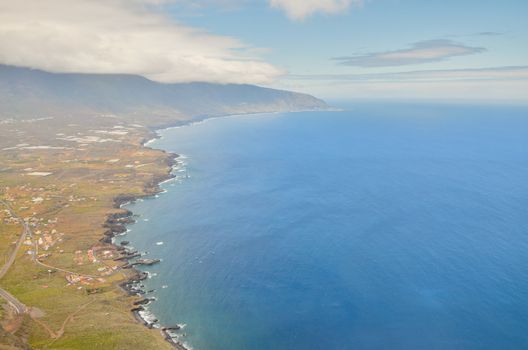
{"left": 1, "top": 183, "right": 163, "bottom": 290}
{"left": 0, "top": 114, "right": 175, "bottom": 349}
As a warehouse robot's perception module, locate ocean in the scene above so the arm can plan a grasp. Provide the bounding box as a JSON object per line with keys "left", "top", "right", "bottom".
{"left": 120, "top": 103, "right": 528, "bottom": 350}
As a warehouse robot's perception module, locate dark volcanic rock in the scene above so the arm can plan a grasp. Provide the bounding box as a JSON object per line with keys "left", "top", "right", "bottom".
{"left": 133, "top": 298, "right": 153, "bottom": 306}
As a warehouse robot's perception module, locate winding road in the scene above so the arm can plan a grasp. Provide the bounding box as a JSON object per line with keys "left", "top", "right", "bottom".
{"left": 0, "top": 198, "right": 29, "bottom": 314}
{"left": 0, "top": 195, "right": 117, "bottom": 317}
{"left": 0, "top": 288, "right": 26, "bottom": 314}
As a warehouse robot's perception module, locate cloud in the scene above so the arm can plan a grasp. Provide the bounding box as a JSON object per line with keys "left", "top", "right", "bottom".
{"left": 474, "top": 31, "right": 503, "bottom": 37}
{"left": 333, "top": 40, "right": 486, "bottom": 67}
{"left": 289, "top": 66, "right": 528, "bottom": 82}
{"left": 269, "top": 0, "right": 363, "bottom": 20}
{"left": 447, "top": 31, "right": 504, "bottom": 39}
{"left": 0, "top": 0, "right": 283, "bottom": 84}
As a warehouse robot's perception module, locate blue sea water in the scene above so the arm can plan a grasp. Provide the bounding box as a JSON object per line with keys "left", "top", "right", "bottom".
{"left": 121, "top": 103, "right": 528, "bottom": 350}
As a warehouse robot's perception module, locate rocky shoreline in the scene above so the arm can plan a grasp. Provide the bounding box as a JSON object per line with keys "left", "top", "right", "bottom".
{"left": 101, "top": 147, "right": 191, "bottom": 350}
{"left": 102, "top": 112, "right": 329, "bottom": 349}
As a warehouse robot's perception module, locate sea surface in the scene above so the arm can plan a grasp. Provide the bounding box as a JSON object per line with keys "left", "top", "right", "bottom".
{"left": 121, "top": 103, "right": 528, "bottom": 350}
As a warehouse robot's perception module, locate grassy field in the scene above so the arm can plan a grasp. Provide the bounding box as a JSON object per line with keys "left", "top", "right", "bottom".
{"left": 0, "top": 115, "right": 176, "bottom": 349}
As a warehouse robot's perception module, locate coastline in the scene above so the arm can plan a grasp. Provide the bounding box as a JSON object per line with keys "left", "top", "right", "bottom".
{"left": 107, "top": 109, "right": 332, "bottom": 350}
{"left": 103, "top": 151, "right": 191, "bottom": 349}
{"left": 0, "top": 108, "right": 330, "bottom": 349}
{"left": 105, "top": 121, "right": 192, "bottom": 349}
{"left": 144, "top": 108, "right": 338, "bottom": 147}
{"left": 0, "top": 114, "right": 186, "bottom": 349}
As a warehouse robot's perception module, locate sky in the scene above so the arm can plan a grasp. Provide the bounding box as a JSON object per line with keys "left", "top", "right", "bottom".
{"left": 1, "top": 0, "right": 527, "bottom": 102}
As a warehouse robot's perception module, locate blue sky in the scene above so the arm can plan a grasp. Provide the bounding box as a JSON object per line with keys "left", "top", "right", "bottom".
{"left": 162, "top": 0, "right": 528, "bottom": 101}
{"left": 167, "top": 1, "right": 527, "bottom": 70}
{"left": 1, "top": 0, "right": 527, "bottom": 102}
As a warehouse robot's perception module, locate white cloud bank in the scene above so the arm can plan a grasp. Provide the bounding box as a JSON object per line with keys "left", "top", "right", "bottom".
{"left": 270, "top": 0, "right": 363, "bottom": 20}
{"left": 0, "top": 0, "right": 283, "bottom": 84}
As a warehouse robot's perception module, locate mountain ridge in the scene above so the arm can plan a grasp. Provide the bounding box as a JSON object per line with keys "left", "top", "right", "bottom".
{"left": 0, "top": 65, "right": 328, "bottom": 126}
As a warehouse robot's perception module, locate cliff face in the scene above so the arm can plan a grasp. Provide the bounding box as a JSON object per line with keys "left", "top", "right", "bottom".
{"left": 0, "top": 65, "right": 328, "bottom": 123}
